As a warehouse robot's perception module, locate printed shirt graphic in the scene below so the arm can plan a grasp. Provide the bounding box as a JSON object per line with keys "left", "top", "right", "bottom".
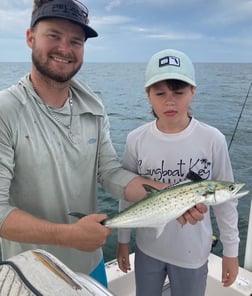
{"left": 138, "top": 157, "right": 211, "bottom": 184}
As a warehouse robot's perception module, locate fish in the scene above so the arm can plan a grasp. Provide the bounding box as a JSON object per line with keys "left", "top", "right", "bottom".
{"left": 69, "top": 172, "right": 249, "bottom": 237}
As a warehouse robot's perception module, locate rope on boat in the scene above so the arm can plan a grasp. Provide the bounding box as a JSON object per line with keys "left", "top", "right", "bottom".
{"left": 228, "top": 81, "right": 252, "bottom": 151}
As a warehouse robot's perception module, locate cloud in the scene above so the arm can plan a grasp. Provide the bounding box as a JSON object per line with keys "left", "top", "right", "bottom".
{"left": 125, "top": 24, "right": 203, "bottom": 41}
{"left": 105, "top": 0, "right": 122, "bottom": 11}
{"left": 145, "top": 33, "right": 203, "bottom": 41}
{"left": 0, "top": 9, "right": 30, "bottom": 37}
{"left": 92, "top": 15, "right": 132, "bottom": 27}
{"left": 1, "top": 0, "right": 31, "bottom": 10}
{"left": 0, "top": 0, "right": 251, "bottom": 62}
{"left": 203, "top": 0, "right": 252, "bottom": 25}
{"left": 0, "top": 0, "right": 31, "bottom": 38}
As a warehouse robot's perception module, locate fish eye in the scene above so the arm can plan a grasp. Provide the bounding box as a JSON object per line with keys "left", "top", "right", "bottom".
{"left": 229, "top": 184, "right": 235, "bottom": 191}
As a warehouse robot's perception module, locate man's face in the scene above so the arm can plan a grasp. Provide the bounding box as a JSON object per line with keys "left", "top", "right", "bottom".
{"left": 27, "top": 18, "right": 85, "bottom": 82}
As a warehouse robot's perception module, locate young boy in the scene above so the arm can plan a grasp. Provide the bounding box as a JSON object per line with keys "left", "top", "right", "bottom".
{"left": 117, "top": 49, "right": 239, "bottom": 296}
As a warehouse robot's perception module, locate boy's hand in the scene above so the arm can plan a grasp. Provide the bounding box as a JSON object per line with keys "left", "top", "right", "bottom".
{"left": 222, "top": 256, "right": 239, "bottom": 287}
{"left": 177, "top": 203, "right": 208, "bottom": 225}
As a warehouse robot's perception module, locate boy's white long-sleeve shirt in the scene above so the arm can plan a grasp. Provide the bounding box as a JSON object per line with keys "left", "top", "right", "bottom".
{"left": 119, "top": 118, "right": 239, "bottom": 269}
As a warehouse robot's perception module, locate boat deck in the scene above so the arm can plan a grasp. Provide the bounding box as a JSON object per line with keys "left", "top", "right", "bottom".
{"left": 106, "top": 253, "right": 252, "bottom": 296}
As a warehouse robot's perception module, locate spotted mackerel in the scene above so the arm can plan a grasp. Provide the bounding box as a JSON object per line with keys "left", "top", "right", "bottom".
{"left": 69, "top": 175, "right": 249, "bottom": 237}
{"left": 103, "top": 178, "right": 249, "bottom": 236}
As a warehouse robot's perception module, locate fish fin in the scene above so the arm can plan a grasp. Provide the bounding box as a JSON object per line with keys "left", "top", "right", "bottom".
{"left": 69, "top": 212, "right": 106, "bottom": 225}
{"left": 143, "top": 184, "right": 169, "bottom": 193}
{"left": 186, "top": 170, "right": 203, "bottom": 181}
{"left": 169, "top": 171, "right": 203, "bottom": 189}
{"left": 142, "top": 184, "right": 159, "bottom": 193}
{"left": 155, "top": 225, "right": 166, "bottom": 238}
{"left": 68, "top": 212, "right": 86, "bottom": 219}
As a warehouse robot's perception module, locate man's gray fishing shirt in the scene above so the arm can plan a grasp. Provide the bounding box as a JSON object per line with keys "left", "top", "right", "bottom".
{"left": 0, "top": 74, "right": 136, "bottom": 273}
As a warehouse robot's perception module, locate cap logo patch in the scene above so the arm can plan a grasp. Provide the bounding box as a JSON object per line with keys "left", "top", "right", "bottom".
{"left": 159, "top": 56, "right": 180, "bottom": 68}
{"left": 51, "top": 3, "right": 82, "bottom": 18}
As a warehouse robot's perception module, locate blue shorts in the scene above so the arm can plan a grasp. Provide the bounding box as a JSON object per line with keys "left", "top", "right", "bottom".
{"left": 135, "top": 245, "right": 208, "bottom": 296}
{"left": 89, "top": 258, "right": 108, "bottom": 287}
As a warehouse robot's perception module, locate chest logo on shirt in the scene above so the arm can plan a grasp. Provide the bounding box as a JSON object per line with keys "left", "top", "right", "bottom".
{"left": 138, "top": 158, "right": 211, "bottom": 183}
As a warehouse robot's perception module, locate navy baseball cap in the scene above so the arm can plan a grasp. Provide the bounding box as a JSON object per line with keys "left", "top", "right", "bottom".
{"left": 30, "top": 0, "right": 98, "bottom": 39}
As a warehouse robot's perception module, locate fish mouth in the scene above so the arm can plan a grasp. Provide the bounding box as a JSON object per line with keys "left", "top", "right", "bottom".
{"left": 233, "top": 183, "right": 249, "bottom": 198}
{"left": 235, "top": 190, "right": 249, "bottom": 199}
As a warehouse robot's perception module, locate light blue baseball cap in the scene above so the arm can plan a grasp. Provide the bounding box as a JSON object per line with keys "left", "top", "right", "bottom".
{"left": 145, "top": 49, "right": 196, "bottom": 88}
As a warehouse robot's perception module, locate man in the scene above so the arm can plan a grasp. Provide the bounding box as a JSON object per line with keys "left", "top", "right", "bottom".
{"left": 0, "top": 0, "right": 206, "bottom": 286}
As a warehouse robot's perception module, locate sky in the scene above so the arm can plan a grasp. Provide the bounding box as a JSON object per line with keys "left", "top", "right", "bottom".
{"left": 0, "top": 0, "right": 252, "bottom": 63}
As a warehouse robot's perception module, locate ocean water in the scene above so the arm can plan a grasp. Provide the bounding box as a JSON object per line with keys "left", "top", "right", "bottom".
{"left": 0, "top": 62, "right": 252, "bottom": 267}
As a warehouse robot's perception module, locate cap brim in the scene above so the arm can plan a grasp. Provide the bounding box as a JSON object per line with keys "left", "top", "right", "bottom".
{"left": 34, "top": 15, "right": 98, "bottom": 38}
{"left": 81, "top": 24, "right": 98, "bottom": 38}
{"left": 145, "top": 73, "right": 196, "bottom": 88}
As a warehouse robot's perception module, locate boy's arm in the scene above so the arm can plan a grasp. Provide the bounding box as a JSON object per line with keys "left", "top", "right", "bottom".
{"left": 117, "top": 242, "right": 131, "bottom": 273}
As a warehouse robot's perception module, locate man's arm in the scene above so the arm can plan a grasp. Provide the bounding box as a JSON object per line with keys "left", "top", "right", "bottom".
{"left": 0, "top": 209, "right": 112, "bottom": 251}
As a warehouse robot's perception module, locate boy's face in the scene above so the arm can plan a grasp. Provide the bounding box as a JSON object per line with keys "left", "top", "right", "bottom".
{"left": 147, "top": 80, "right": 195, "bottom": 131}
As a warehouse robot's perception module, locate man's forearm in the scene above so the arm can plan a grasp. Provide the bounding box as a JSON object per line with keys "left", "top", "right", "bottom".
{"left": 0, "top": 209, "right": 112, "bottom": 252}
{"left": 0, "top": 209, "right": 67, "bottom": 246}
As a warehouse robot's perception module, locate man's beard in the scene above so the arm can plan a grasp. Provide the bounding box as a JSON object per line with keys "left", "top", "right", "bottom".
{"left": 32, "top": 51, "right": 82, "bottom": 83}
